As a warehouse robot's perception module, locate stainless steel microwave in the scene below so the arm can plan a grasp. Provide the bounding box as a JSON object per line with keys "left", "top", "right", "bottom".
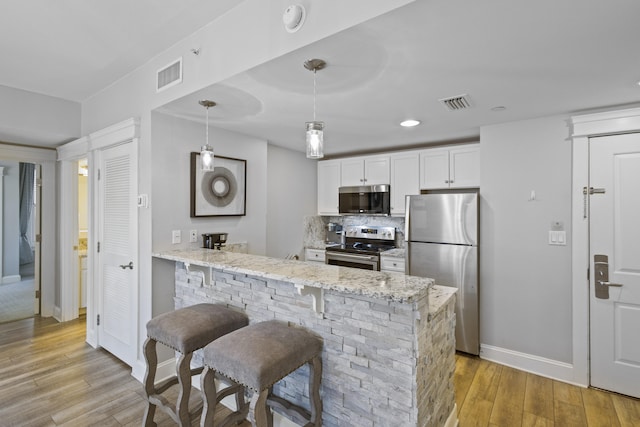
{"left": 338, "top": 185, "right": 390, "bottom": 215}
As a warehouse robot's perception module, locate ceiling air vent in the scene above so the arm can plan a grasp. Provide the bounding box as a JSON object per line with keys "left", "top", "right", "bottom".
{"left": 156, "top": 57, "right": 183, "bottom": 92}
{"left": 439, "top": 94, "right": 473, "bottom": 111}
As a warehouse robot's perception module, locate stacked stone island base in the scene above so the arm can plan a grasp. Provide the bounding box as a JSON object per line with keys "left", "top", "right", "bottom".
{"left": 154, "top": 249, "right": 458, "bottom": 427}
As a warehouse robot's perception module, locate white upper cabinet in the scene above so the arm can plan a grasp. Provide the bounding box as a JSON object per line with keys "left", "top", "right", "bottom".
{"left": 390, "top": 151, "right": 420, "bottom": 216}
{"left": 317, "top": 159, "right": 341, "bottom": 215}
{"left": 341, "top": 155, "right": 390, "bottom": 186}
{"left": 420, "top": 144, "right": 479, "bottom": 189}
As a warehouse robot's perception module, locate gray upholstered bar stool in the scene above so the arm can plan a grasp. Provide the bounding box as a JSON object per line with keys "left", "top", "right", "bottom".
{"left": 142, "top": 303, "right": 249, "bottom": 427}
{"left": 200, "top": 320, "right": 323, "bottom": 427}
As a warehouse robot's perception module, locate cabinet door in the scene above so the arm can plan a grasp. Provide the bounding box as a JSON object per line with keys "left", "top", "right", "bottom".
{"left": 341, "top": 158, "right": 365, "bottom": 186}
{"left": 390, "top": 152, "right": 419, "bottom": 216}
{"left": 364, "top": 155, "right": 390, "bottom": 185}
{"left": 420, "top": 149, "right": 450, "bottom": 189}
{"left": 317, "top": 160, "right": 341, "bottom": 215}
{"left": 449, "top": 145, "right": 480, "bottom": 188}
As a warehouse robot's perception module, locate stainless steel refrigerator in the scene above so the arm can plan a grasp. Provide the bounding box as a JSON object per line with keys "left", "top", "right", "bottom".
{"left": 405, "top": 192, "right": 479, "bottom": 355}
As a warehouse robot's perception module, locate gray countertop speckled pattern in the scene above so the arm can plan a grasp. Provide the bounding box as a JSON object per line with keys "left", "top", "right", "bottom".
{"left": 153, "top": 248, "right": 444, "bottom": 304}
{"left": 380, "top": 248, "right": 405, "bottom": 258}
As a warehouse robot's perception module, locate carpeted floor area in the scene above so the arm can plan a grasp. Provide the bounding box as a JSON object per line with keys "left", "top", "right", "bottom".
{"left": 0, "top": 278, "right": 34, "bottom": 324}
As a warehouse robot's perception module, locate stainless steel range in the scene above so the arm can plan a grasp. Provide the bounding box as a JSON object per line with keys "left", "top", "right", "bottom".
{"left": 325, "top": 225, "right": 396, "bottom": 271}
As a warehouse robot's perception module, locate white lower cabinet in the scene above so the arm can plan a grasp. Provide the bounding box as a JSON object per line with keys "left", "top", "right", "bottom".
{"left": 305, "top": 248, "right": 326, "bottom": 264}
{"left": 380, "top": 255, "right": 405, "bottom": 273}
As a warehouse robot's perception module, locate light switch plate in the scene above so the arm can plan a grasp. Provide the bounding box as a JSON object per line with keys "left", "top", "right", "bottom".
{"left": 172, "top": 230, "right": 181, "bottom": 244}
{"left": 548, "top": 230, "right": 566, "bottom": 245}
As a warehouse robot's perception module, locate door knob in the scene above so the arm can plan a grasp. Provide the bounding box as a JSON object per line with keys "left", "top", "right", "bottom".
{"left": 594, "top": 254, "right": 623, "bottom": 299}
{"left": 597, "top": 281, "right": 623, "bottom": 287}
{"left": 120, "top": 261, "right": 134, "bottom": 270}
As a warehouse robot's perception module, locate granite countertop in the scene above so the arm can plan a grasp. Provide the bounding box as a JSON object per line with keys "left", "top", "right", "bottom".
{"left": 154, "top": 248, "right": 438, "bottom": 304}
{"left": 380, "top": 248, "right": 405, "bottom": 258}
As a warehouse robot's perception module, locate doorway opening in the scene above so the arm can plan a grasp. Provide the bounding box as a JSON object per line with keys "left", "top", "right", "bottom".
{"left": 0, "top": 161, "right": 41, "bottom": 324}
{"left": 78, "top": 159, "right": 88, "bottom": 317}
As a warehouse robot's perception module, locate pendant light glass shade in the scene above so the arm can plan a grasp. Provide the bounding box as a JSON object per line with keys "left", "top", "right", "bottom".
{"left": 201, "top": 143, "right": 214, "bottom": 171}
{"left": 199, "top": 100, "right": 216, "bottom": 171}
{"left": 306, "top": 121, "right": 324, "bottom": 159}
{"left": 304, "top": 59, "right": 326, "bottom": 159}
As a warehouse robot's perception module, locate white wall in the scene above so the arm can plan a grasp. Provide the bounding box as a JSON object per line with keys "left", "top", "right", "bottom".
{"left": 0, "top": 84, "right": 80, "bottom": 146}
{"left": 480, "top": 115, "right": 573, "bottom": 364}
{"left": 151, "top": 111, "right": 268, "bottom": 254}
{"left": 1, "top": 160, "right": 20, "bottom": 281}
{"left": 266, "top": 145, "right": 317, "bottom": 259}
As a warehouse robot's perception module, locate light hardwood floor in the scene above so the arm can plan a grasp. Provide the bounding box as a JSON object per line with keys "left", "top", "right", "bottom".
{"left": 455, "top": 353, "right": 640, "bottom": 427}
{"left": 0, "top": 316, "right": 250, "bottom": 426}
{"left": 2, "top": 316, "right": 639, "bottom": 426}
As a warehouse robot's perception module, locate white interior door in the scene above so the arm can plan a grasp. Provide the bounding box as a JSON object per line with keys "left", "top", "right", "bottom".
{"left": 589, "top": 133, "right": 640, "bottom": 398}
{"left": 97, "top": 141, "right": 138, "bottom": 366}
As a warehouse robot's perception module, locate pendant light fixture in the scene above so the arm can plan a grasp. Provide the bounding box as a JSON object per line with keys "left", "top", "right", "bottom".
{"left": 304, "top": 59, "right": 326, "bottom": 159}
{"left": 199, "top": 100, "right": 216, "bottom": 171}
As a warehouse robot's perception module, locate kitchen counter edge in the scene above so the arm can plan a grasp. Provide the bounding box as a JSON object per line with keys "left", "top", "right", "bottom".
{"left": 153, "top": 248, "right": 450, "bottom": 306}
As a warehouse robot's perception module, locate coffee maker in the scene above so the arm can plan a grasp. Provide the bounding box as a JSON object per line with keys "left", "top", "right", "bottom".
{"left": 326, "top": 223, "right": 343, "bottom": 245}
{"left": 202, "top": 232, "right": 228, "bottom": 250}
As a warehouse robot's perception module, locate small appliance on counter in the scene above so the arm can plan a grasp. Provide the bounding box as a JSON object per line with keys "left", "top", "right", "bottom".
{"left": 202, "top": 232, "right": 228, "bottom": 250}
{"left": 326, "top": 222, "right": 343, "bottom": 244}
{"left": 325, "top": 225, "right": 396, "bottom": 271}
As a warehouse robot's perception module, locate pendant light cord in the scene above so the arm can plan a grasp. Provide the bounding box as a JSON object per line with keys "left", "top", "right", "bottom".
{"left": 205, "top": 106, "right": 209, "bottom": 146}
{"left": 313, "top": 69, "right": 317, "bottom": 122}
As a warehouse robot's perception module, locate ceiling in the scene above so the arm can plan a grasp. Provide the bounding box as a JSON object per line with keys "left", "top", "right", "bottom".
{"left": 0, "top": 0, "right": 238, "bottom": 102}
{"left": 159, "top": 0, "right": 640, "bottom": 156}
{"left": 2, "top": 1, "right": 640, "bottom": 155}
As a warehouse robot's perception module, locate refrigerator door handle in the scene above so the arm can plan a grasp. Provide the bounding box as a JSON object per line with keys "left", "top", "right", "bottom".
{"left": 404, "top": 195, "right": 411, "bottom": 242}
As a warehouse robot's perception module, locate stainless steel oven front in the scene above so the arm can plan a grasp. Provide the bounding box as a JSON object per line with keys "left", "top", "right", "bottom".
{"left": 325, "top": 251, "right": 379, "bottom": 270}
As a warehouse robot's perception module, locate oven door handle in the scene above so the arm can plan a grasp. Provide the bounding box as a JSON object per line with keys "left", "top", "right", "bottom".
{"left": 326, "top": 252, "right": 378, "bottom": 262}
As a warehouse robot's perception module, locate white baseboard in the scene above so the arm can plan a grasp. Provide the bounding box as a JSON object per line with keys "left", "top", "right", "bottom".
{"left": 2, "top": 275, "right": 21, "bottom": 284}
{"left": 480, "top": 344, "right": 585, "bottom": 387}
{"left": 53, "top": 306, "right": 62, "bottom": 322}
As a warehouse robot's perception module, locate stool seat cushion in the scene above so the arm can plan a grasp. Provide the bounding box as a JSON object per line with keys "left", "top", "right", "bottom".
{"left": 203, "top": 320, "right": 322, "bottom": 392}
{"left": 146, "top": 304, "right": 248, "bottom": 354}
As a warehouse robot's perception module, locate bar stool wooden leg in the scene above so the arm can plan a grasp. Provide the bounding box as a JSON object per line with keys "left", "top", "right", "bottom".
{"left": 309, "top": 356, "right": 323, "bottom": 426}
{"left": 249, "top": 389, "right": 273, "bottom": 427}
{"left": 142, "top": 337, "right": 158, "bottom": 427}
{"left": 200, "top": 366, "right": 216, "bottom": 427}
{"left": 175, "top": 352, "right": 194, "bottom": 426}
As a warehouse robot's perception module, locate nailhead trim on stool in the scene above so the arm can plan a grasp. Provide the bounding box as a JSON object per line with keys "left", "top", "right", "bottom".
{"left": 142, "top": 303, "right": 248, "bottom": 427}
{"left": 200, "top": 320, "right": 323, "bottom": 427}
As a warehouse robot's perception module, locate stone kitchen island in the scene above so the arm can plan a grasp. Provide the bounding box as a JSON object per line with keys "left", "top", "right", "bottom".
{"left": 153, "top": 249, "right": 457, "bottom": 427}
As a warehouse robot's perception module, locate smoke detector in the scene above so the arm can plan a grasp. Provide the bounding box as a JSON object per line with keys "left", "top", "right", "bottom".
{"left": 283, "top": 4, "right": 306, "bottom": 33}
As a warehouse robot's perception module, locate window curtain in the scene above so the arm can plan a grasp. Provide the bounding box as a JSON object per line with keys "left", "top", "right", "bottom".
{"left": 19, "top": 163, "right": 35, "bottom": 265}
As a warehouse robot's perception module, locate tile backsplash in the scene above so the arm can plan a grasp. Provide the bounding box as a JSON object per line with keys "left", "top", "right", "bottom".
{"left": 303, "top": 215, "right": 405, "bottom": 249}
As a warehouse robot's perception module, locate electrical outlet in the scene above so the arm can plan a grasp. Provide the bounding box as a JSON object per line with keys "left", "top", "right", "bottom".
{"left": 172, "top": 230, "right": 181, "bottom": 244}
{"left": 189, "top": 230, "right": 198, "bottom": 243}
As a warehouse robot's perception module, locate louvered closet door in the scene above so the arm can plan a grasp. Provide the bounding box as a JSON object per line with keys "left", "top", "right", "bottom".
{"left": 97, "top": 141, "right": 138, "bottom": 366}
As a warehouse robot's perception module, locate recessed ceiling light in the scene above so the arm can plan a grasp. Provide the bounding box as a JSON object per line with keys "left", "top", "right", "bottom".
{"left": 491, "top": 106, "right": 507, "bottom": 112}
{"left": 400, "top": 119, "right": 421, "bottom": 127}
